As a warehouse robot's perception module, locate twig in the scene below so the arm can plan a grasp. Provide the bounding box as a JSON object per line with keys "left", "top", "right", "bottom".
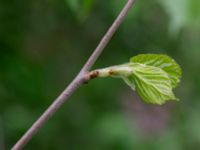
{"left": 11, "top": 0, "right": 136, "bottom": 149}
{"left": 82, "top": 0, "right": 136, "bottom": 71}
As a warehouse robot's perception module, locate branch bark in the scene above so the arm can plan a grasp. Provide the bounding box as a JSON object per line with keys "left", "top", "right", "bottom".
{"left": 11, "top": 0, "right": 136, "bottom": 149}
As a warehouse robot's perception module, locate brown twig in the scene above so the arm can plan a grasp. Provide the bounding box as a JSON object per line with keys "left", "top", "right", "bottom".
{"left": 11, "top": 0, "right": 136, "bottom": 149}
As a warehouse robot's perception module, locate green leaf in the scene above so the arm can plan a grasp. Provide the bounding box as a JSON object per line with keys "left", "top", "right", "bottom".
{"left": 129, "top": 63, "right": 177, "bottom": 104}
{"left": 94, "top": 54, "right": 182, "bottom": 105}
{"left": 130, "top": 54, "right": 182, "bottom": 88}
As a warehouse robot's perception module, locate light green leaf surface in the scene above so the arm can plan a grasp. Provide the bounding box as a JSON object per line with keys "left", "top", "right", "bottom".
{"left": 129, "top": 63, "right": 177, "bottom": 104}
{"left": 130, "top": 54, "right": 182, "bottom": 88}
{"left": 96, "top": 54, "right": 182, "bottom": 105}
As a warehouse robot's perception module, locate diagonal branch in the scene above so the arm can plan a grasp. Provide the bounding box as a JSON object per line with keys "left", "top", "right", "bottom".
{"left": 11, "top": 0, "right": 137, "bottom": 149}
{"left": 82, "top": 0, "right": 136, "bottom": 72}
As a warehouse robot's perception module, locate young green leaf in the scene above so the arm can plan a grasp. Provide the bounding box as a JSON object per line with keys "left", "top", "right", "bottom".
{"left": 92, "top": 54, "right": 182, "bottom": 105}
{"left": 130, "top": 54, "right": 182, "bottom": 88}
{"left": 129, "top": 63, "right": 177, "bottom": 104}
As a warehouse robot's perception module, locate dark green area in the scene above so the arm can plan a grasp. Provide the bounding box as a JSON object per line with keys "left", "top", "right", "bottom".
{"left": 0, "top": 0, "right": 200, "bottom": 149}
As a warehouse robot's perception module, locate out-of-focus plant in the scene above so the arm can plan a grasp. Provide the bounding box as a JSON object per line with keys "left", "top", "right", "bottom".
{"left": 158, "top": 0, "right": 200, "bottom": 35}
{"left": 66, "top": 0, "right": 94, "bottom": 21}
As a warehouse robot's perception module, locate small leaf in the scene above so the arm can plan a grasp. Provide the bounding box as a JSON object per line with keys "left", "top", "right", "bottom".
{"left": 94, "top": 54, "right": 182, "bottom": 105}
{"left": 130, "top": 54, "right": 182, "bottom": 88}
{"left": 130, "top": 63, "right": 177, "bottom": 104}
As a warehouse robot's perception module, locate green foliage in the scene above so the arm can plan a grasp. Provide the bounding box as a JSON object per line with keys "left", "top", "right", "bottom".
{"left": 158, "top": 0, "right": 200, "bottom": 35}
{"left": 130, "top": 54, "right": 182, "bottom": 88}
{"left": 66, "top": 0, "right": 93, "bottom": 21}
{"left": 129, "top": 63, "right": 177, "bottom": 104}
{"left": 97, "top": 54, "right": 182, "bottom": 105}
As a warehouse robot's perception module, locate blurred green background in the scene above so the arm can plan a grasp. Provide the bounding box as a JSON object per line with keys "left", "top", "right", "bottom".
{"left": 0, "top": 0, "right": 200, "bottom": 149}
